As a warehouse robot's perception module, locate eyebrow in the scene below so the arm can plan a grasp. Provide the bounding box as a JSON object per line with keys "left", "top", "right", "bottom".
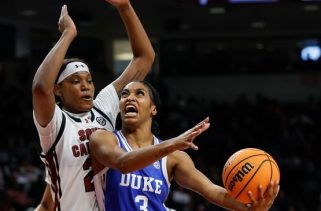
{"left": 123, "top": 87, "right": 146, "bottom": 92}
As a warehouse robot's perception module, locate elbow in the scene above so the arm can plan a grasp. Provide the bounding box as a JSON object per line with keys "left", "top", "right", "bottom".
{"left": 116, "top": 159, "right": 133, "bottom": 174}
{"left": 137, "top": 49, "right": 156, "bottom": 68}
{"left": 148, "top": 50, "right": 156, "bottom": 64}
{"left": 146, "top": 50, "right": 155, "bottom": 68}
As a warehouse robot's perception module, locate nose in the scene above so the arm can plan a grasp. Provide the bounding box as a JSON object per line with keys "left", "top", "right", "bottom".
{"left": 81, "top": 81, "right": 90, "bottom": 91}
{"left": 126, "top": 93, "right": 136, "bottom": 102}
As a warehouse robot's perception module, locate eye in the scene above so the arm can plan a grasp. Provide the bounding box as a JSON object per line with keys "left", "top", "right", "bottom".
{"left": 120, "top": 90, "right": 129, "bottom": 98}
{"left": 72, "top": 79, "right": 80, "bottom": 84}
{"left": 137, "top": 90, "right": 145, "bottom": 96}
{"left": 87, "top": 79, "right": 93, "bottom": 84}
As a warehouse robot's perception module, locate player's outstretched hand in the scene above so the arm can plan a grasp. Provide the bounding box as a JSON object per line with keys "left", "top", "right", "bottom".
{"left": 171, "top": 117, "right": 210, "bottom": 151}
{"left": 248, "top": 180, "right": 280, "bottom": 211}
{"left": 58, "top": 5, "right": 77, "bottom": 37}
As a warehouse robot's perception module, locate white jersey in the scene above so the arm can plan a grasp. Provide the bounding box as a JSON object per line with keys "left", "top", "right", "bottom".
{"left": 33, "top": 84, "right": 119, "bottom": 211}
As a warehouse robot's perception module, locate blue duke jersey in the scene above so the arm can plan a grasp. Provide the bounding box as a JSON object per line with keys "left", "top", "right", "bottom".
{"left": 33, "top": 84, "right": 119, "bottom": 211}
{"left": 103, "top": 131, "right": 171, "bottom": 211}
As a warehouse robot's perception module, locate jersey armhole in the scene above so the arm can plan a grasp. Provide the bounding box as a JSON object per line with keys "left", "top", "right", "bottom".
{"left": 40, "top": 112, "right": 66, "bottom": 158}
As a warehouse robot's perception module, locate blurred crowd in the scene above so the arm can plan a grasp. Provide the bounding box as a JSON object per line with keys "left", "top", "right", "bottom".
{"left": 0, "top": 57, "right": 320, "bottom": 211}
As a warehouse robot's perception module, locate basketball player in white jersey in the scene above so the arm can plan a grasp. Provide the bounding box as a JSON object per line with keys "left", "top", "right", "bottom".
{"left": 90, "top": 81, "right": 280, "bottom": 211}
{"left": 32, "top": 0, "right": 155, "bottom": 210}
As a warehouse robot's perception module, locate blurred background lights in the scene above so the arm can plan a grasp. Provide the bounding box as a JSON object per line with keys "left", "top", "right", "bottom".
{"left": 301, "top": 46, "right": 321, "bottom": 61}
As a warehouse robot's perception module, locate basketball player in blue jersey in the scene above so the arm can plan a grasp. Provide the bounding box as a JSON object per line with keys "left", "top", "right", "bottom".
{"left": 32, "top": 0, "right": 155, "bottom": 210}
{"left": 90, "top": 81, "right": 280, "bottom": 211}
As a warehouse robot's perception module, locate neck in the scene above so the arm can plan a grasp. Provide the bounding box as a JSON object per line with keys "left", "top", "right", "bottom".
{"left": 121, "top": 124, "right": 154, "bottom": 149}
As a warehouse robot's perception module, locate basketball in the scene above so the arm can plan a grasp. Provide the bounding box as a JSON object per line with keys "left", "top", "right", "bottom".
{"left": 222, "top": 148, "right": 280, "bottom": 204}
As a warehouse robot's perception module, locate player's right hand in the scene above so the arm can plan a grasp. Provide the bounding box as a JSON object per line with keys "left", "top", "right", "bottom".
{"left": 58, "top": 5, "right": 77, "bottom": 37}
{"left": 172, "top": 117, "right": 210, "bottom": 151}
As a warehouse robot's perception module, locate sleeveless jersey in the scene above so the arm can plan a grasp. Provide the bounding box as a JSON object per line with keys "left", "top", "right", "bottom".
{"left": 33, "top": 84, "right": 119, "bottom": 211}
{"left": 103, "top": 131, "right": 171, "bottom": 211}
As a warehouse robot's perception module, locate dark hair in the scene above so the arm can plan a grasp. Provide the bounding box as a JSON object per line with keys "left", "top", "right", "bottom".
{"left": 138, "top": 80, "right": 161, "bottom": 135}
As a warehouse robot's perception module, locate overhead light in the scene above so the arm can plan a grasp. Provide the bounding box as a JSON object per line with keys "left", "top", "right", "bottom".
{"left": 21, "top": 9, "right": 37, "bottom": 17}
{"left": 199, "top": 0, "right": 208, "bottom": 6}
{"left": 303, "top": 4, "right": 319, "bottom": 12}
{"left": 115, "top": 53, "right": 133, "bottom": 61}
{"left": 229, "top": 0, "right": 278, "bottom": 3}
{"left": 301, "top": 46, "right": 321, "bottom": 61}
{"left": 302, "top": 0, "right": 321, "bottom": 2}
{"left": 209, "top": 7, "right": 226, "bottom": 15}
{"left": 250, "top": 21, "right": 266, "bottom": 28}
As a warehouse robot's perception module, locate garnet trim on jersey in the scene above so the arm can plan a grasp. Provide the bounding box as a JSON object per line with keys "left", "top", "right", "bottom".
{"left": 40, "top": 112, "right": 66, "bottom": 157}
{"left": 40, "top": 112, "right": 66, "bottom": 211}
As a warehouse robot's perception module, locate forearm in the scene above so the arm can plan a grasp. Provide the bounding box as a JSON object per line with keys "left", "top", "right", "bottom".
{"left": 115, "top": 140, "right": 178, "bottom": 173}
{"left": 34, "top": 184, "right": 53, "bottom": 211}
{"left": 205, "top": 185, "right": 248, "bottom": 211}
{"left": 34, "top": 203, "right": 51, "bottom": 211}
{"left": 33, "top": 31, "right": 75, "bottom": 90}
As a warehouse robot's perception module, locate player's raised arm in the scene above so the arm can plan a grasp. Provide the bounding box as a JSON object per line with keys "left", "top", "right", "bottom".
{"left": 106, "top": 0, "right": 155, "bottom": 95}
{"left": 32, "top": 5, "right": 77, "bottom": 126}
{"left": 90, "top": 117, "right": 210, "bottom": 174}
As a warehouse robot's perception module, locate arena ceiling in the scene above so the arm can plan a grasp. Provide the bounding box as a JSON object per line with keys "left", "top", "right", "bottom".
{"left": 0, "top": 0, "right": 321, "bottom": 39}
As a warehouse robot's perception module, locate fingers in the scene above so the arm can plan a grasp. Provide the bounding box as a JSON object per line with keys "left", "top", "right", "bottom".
{"left": 190, "top": 143, "right": 199, "bottom": 150}
{"left": 274, "top": 182, "right": 280, "bottom": 196}
{"left": 61, "top": 5, "right": 67, "bottom": 17}
{"left": 247, "top": 190, "right": 256, "bottom": 205}
{"left": 193, "top": 117, "right": 210, "bottom": 132}
{"left": 258, "top": 184, "right": 264, "bottom": 200}
{"left": 197, "top": 117, "right": 209, "bottom": 126}
{"left": 267, "top": 181, "right": 274, "bottom": 197}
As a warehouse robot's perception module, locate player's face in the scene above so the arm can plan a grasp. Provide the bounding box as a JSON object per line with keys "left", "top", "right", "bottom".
{"left": 119, "top": 82, "right": 156, "bottom": 126}
{"left": 56, "top": 71, "right": 95, "bottom": 113}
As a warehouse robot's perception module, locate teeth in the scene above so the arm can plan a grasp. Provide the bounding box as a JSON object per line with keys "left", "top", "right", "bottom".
{"left": 125, "top": 105, "right": 137, "bottom": 113}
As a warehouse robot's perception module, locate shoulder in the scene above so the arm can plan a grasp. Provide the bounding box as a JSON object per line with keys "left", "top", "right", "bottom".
{"left": 167, "top": 151, "right": 196, "bottom": 181}
{"left": 90, "top": 129, "right": 115, "bottom": 141}
{"left": 168, "top": 151, "right": 193, "bottom": 167}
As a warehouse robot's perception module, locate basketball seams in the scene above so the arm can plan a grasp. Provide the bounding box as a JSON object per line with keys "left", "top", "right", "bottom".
{"left": 222, "top": 149, "right": 280, "bottom": 204}
{"left": 264, "top": 153, "right": 273, "bottom": 182}
{"left": 224, "top": 153, "right": 266, "bottom": 186}
{"left": 235, "top": 159, "right": 272, "bottom": 200}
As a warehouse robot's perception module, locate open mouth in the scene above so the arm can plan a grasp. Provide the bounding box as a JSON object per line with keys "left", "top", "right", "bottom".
{"left": 125, "top": 105, "right": 138, "bottom": 116}
{"left": 81, "top": 95, "right": 92, "bottom": 101}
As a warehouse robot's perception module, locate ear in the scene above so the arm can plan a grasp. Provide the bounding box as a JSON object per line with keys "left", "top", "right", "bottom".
{"left": 151, "top": 105, "right": 157, "bottom": 116}
{"left": 54, "top": 84, "right": 62, "bottom": 97}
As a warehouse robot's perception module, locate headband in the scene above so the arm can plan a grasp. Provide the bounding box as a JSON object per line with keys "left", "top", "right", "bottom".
{"left": 57, "top": 61, "right": 90, "bottom": 84}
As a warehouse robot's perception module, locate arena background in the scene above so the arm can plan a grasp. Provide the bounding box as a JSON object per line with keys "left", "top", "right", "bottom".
{"left": 0, "top": 0, "right": 321, "bottom": 210}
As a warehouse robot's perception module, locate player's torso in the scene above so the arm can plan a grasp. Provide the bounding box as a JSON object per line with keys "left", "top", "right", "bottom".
{"left": 104, "top": 131, "right": 170, "bottom": 211}
{"left": 50, "top": 109, "right": 114, "bottom": 211}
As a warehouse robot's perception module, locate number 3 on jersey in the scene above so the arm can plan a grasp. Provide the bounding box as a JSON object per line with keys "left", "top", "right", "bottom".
{"left": 135, "top": 195, "right": 148, "bottom": 211}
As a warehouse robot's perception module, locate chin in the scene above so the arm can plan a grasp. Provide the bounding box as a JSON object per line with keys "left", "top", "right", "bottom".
{"left": 80, "top": 104, "right": 93, "bottom": 112}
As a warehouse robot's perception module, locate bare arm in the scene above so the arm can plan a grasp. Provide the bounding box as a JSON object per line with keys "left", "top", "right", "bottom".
{"left": 32, "top": 5, "right": 77, "bottom": 126}
{"left": 106, "top": 0, "right": 155, "bottom": 95}
{"left": 90, "top": 117, "right": 210, "bottom": 173}
{"left": 170, "top": 152, "right": 279, "bottom": 211}
{"left": 34, "top": 183, "right": 53, "bottom": 211}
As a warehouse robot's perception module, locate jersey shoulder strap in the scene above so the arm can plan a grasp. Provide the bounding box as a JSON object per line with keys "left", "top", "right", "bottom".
{"left": 40, "top": 112, "right": 66, "bottom": 158}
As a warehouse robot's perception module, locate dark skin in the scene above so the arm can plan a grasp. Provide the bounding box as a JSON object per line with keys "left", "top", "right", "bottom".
{"left": 54, "top": 72, "right": 95, "bottom": 113}
{"left": 90, "top": 81, "right": 280, "bottom": 211}
{"left": 33, "top": 0, "right": 155, "bottom": 209}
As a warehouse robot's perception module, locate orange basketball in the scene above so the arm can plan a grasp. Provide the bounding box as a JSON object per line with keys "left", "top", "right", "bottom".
{"left": 222, "top": 148, "right": 280, "bottom": 204}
